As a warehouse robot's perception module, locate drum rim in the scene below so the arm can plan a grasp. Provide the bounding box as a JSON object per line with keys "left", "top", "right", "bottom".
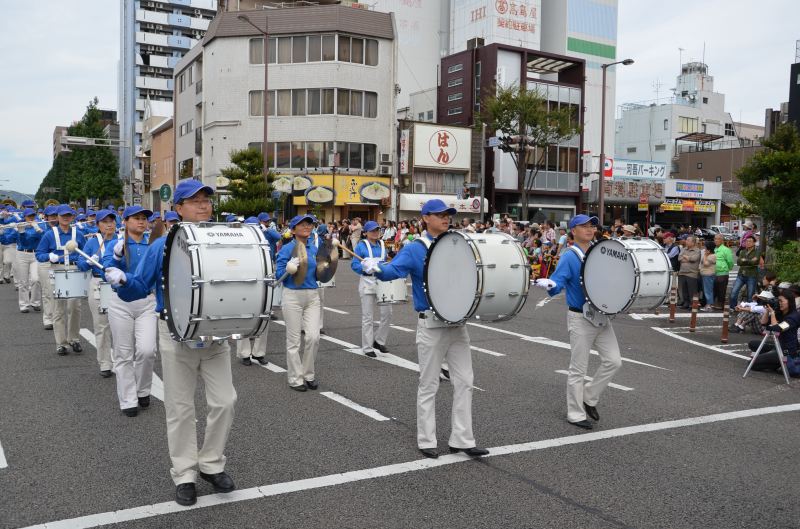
{"left": 247, "top": 223, "right": 272, "bottom": 339}
{"left": 423, "top": 230, "right": 482, "bottom": 324}
{"left": 494, "top": 232, "right": 531, "bottom": 321}
{"left": 162, "top": 222, "right": 202, "bottom": 341}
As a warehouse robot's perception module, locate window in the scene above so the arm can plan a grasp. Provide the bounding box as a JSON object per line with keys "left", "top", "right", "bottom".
{"left": 447, "top": 63, "right": 463, "bottom": 73}
{"left": 418, "top": 112, "right": 425, "bottom": 121}
{"left": 336, "top": 142, "right": 348, "bottom": 168}
{"left": 321, "top": 35, "right": 335, "bottom": 61}
{"left": 365, "top": 39, "right": 378, "bottom": 66}
{"left": 697, "top": 162, "right": 703, "bottom": 169}
{"left": 249, "top": 38, "right": 264, "bottom": 64}
{"left": 291, "top": 141, "right": 305, "bottom": 168}
{"left": 338, "top": 36, "right": 350, "bottom": 62}
{"left": 321, "top": 88, "right": 335, "bottom": 114}
{"left": 337, "top": 88, "right": 350, "bottom": 115}
{"left": 349, "top": 143, "right": 362, "bottom": 169}
{"left": 307, "top": 88, "right": 321, "bottom": 115}
{"left": 655, "top": 144, "right": 666, "bottom": 151}
{"left": 267, "top": 38, "right": 277, "bottom": 64}
{"left": 248, "top": 141, "right": 263, "bottom": 152}
{"left": 178, "top": 72, "right": 186, "bottom": 93}
{"left": 276, "top": 142, "right": 291, "bottom": 168}
{"left": 679, "top": 116, "right": 699, "bottom": 133}
{"left": 292, "top": 36, "right": 306, "bottom": 63}
{"left": 702, "top": 97, "right": 708, "bottom": 104}
{"left": 306, "top": 141, "right": 324, "bottom": 168}
{"left": 277, "top": 37, "right": 292, "bottom": 63}
{"left": 351, "top": 37, "right": 364, "bottom": 64}
{"left": 663, "top": 118, "right": 669, "bottom": 131}
{"left": 277, "top": 89, "right": 291, "bottom": 116}
{"left": 448, "top": 93, "right": 463, "bottom": 102}
{"left": 701, "top": 124, "right": 707, "bottom": 133}
{"left": 626, "top": 146, "right": 636, "bottom": 153}
{"left": 447, "top": 107, "right": 462, "bottom": 116}
{"left": 249, "top": 90, "right": 264, "bottom": 116}
{"left": 447, "top": 77, "right": 463, "bottom": 88}
{"left": 308, "top": 35, "right": 321, "bottom": 62}
{"left": 364, "top": 91, "right": 377, "bottom": 118}
{"left": 292, "top": 89, "right": 306, "bottom": 116}
{"left": 364, "top": 143, "right": 376, "bottom": 170}
{"left": 725, "top": 123, "right": 735, "bottom": 136}
{"left": 351, "top": 90, "right": 363, "bottom": 116}
{"left": 427, "top": 110, "right": 433, "bottom": 121}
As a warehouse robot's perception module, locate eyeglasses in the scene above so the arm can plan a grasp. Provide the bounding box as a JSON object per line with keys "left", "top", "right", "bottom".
{"left": 182, "top": 197, "right": 212, "bottom": 206}
{"left": 428, "top": 212, "right": 450, "bottom": 219}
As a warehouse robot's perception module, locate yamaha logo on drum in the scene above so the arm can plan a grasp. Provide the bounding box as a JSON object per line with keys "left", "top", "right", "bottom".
{"left": 600, "top": 246, "right": 628, "bottom": 262}
{"left": 207, "top": 231, "right": 245, "bottom": 238}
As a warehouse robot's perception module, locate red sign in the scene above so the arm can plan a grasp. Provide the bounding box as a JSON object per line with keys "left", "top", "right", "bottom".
{"left": 603, "top": 157, "right": 613, "bottom": 178}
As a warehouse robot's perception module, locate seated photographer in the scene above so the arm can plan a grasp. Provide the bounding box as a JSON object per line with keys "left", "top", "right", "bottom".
{"left": 747, "top": 287, "right": 800, "bottom": 373}
{"left": 732, "top": 272, "right": 777, "bottom": 334}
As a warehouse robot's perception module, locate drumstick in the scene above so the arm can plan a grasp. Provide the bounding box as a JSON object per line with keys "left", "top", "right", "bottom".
{"left": 64, "top": 240, "right": 105, "bottom": 270}
{"left": 333, "top": 240, "right": 363, "bottom": 261}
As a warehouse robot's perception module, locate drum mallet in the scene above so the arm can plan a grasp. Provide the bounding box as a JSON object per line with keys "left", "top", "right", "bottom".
{"left": 64, "top": 240, "right": 105, "bottom": 270}
{"left": 668, "top": 272, "right": 678, "bottom": 323}
{"left": 333, "top": 240, "right": 381, "bottom": 273}
{"left": 720, "top": 293, "right": 730, "bottom": 344}
{"left": 689, "top": 294, "right": 699, "bottom": 332}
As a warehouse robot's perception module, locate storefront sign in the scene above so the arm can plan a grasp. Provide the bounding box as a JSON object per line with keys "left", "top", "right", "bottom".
{"left": 413, "top": 123, "right": 471, "bottom": 171}
{"left": 399, "top": 129, "right": 410, "bottom": 175}
{"left": 658, "top": 198, "right": 716, "bottom": 213}
{"left": 287, "top": 174, "right": 392, "bottom": 207}
{"left": 399, "top": 193, "right": 487, "bottom": 214}
{"left": 603, "top": 178, "right": 664, "bottom": 204}
{"left": 664, "top": 179, "right": 722, "bottom": 200}
{"left": 612, "top": 159, "right": 666, "bottom": 179}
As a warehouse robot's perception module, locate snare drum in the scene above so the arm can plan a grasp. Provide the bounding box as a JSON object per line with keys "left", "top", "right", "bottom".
{"left": 51, "top": 269, "right": 90, "bottom": 299}
{"left": 163, "top": 223, "right": 274, "bottom": 341}
{"left": 424, "top": 231, "right": 529, "bottom": 323}
{"left": 98, "top": 281, "right": 112, "bottom": 314}
{"left": 376, "top": 278, "right": 408, "bottom": 305}
{"left": 581, "top": 237, "right": 673, "bottom": 315}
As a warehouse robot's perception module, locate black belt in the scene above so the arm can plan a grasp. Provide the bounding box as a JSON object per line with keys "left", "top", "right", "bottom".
{"left": 419, "top": 313, "right": 426, "bottom": 319}
{"left": 19, "top": 249, "right": 34, "bottom": 253}
{"left": 568, "top": 306, "right": 583, "bottom": 313}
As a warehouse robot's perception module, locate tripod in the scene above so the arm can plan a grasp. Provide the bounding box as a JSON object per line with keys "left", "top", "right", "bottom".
{"left": 742, "top": 331, "right": 791, "bottom": 385}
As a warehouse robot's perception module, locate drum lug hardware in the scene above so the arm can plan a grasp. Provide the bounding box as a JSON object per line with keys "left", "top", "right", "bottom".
{"left": 484, "top": 292, "right": 496, "bottom": 298}
{"left": 477, "top": 263, "right": 496, "bottom": 269}
{"left": 509, "top": 292, "right": 520, "bottom": 297}
{"left": 510, "top": 264, "right": 521, "bottom": 269}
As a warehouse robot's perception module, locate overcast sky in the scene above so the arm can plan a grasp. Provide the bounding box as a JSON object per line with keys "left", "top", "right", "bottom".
{"left": 0, "top": 0, "right": 797, "bottom": 195}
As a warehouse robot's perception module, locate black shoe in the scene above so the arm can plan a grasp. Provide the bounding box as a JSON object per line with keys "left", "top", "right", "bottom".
{"left": 20, "top": 308, "right": 29, "bottom": 313}
{"left": 33, "top": 306, "right": 41, "bottom": 312}
{"left": 44, "top": 323, "right": 53, "bottom": 330}
{"left": 240, "top": 357, "right": 252, "bottom": 366}
{"left": 440, "top": 368, "right": 450, "bottom": 380}
{"left": 199, "top": 471, "right": 236, "bottom": 493}
{"left": 100, "top": 370, "right": 113, "bottom": 378}
{"left": 254, "top": 356, "right": 268, "bottom": 365}
{"left": 305, "top": 379, "right": 319, "bottom": 390}
{"left": 568, "top": 419, "right": 593, "bottom": 430}
{"left": 70, "top": 341, "right": 82, "bottom": 353}
{"left": 583, "top": 402, "right": 599, "bottom": 421}
{"left": 56, "top": 346, "right": 68, "bottom": 356}
{"left": 419, "top": 448, "right": 439, "bottom": 459}
{"left": 290, "top": 384, "right": 307, "bottom": 392}
{"left": 175, "top": 483, "right": 197, "bottom": 506}
{"left": 449, "top": 446, "right": 489, "bottom": 457}
{"left": 138, "top": 395, "right": 151, "bottom": 409}
{"left": 373, "top": 341, "right": 389, "bottom": 353}
{"left": 122, "top": 407, "right": 138, "bottom": 417}
{"left": 365, "top": 350, "right": 377, "bottom": 358}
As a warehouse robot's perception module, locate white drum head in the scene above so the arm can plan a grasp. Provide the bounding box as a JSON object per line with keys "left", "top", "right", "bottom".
{"left": 425, "top": 232, "right": 478, "bottom": 323}
{"left": 165, "top": 225, "right": 195, "bottom": 339}
{"left": 582, "top": 239, "right": 636, "bottom": 314}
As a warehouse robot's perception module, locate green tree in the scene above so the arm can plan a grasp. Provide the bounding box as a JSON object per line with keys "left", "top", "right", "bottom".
{"left": 36, "top": 154, "right": 70, "bottom": 204}
{"left": 737, "top": 123, "right": 800, "bottom": 241}
{"left": 218, "top": 148, "right": 275, "bottom": 218}
{"left": 480, "top": 84, "right": 581, "bottom": 221}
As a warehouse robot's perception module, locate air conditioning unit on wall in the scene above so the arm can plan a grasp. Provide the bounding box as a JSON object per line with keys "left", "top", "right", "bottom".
{"left": 379, "top": 165, "right": 391, "bottom": 175}
{"left": 413, "top": 182, "right": 426, "bottom": 193}
{"left": 380, "top": 153, "right": 392, "bottom": 164}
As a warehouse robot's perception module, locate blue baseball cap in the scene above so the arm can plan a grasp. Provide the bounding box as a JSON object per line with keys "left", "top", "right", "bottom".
{"left": 95, "top": 210, "right": 116, "bottom": 223}
{"left": 86, "top": 209, "right": 96, "bottom": 217}
{"left": 44, "top": 205, "right": 58, "bottom": 216}
{"left": 174, "top": 179, "right": 214, "bottom": 204}
{"left": 117, "top": 206, "right": 125, "bottom": 212}
{"left": 164, "top": 211, "right": 180, "bottom": 222}
{"left": 244, "top": 216, "right": 259, "bottom": 224}
{"left": 56, "top": 205, "right": 76, "bottom": 216}
{"left": 225, "top": 214, "right": 238, "bottom": 222}
{"left": 76, "top": 214, "right": 87, "bottom": 221}
{"left": 78, "top": 208, "right": 85, "bottom": 214}
{"left": 568, "top": 214, "right": 599, "bottom": 229}
{"left": 22, "top": 208, "right": 36, "bottom": 217}
{"left": 21, "top": 200, "right": 36, "bottom": 208}
{"left": 288, "top": 214, "right": 318, "bottom": 229}
{"left": 257, "top": 212, "right": 271, "bottom": 222}
{"left": 421, "top": 198, "right": 457, "bottom": 216}
{"left": 363, "top": 220, "right": 380, "bottom": 232}
{"left": 106, "top": 203, "right": 115, "bottom": 209}
{"left": 148, "top": 212, "right": 161, "bottom": 222}
{"left": 122, "top": 205, "right": 153, "bottom": 219}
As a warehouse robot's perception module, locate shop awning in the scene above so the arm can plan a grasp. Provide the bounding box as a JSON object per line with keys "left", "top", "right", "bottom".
{"left": 399, "top": 193, "right": 488, "bottom": 215}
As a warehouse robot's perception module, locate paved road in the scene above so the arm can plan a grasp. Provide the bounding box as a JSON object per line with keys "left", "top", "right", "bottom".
{"left": 0, "top": 265, "right": 797, "bottom": 529}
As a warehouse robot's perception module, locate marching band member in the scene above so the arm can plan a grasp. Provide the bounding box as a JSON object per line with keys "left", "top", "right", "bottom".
{"left": 163, "top": 211, "right": 180, "bottom": 230}
{"left": 367, "top": 199, "right": 488, "bottom": 459}
{"left": 101, "top": 205, "right": 157, "bottom": 417}
{"left": 35, "top": 205, "right": 86, "bottom": 355}
{"left": 534, "top": 214, "right": 622, "bottom": 430}
{"left": 76, "top": 210, "right": 117, "bottom": 378}
{"left": 351, "top": 220, "right": 392, "bottom": 357}
{"left": 105, "top": 180, "right": 237, "bottom": 506}
{"left": 313, "top": 221, "right": 328, "bottom": 335}
{"left": 258, "top": 212, "right": 281, "bottom": 259}
{"left": 37, "top": 205, "right": 60, "bottom": 329}
{"left": 82, "top": 210, "right": 99, "bottom": 235}
{"left": 1, "top": 207, "right": 20, "bottom": 285}
{"left": 276, "top": 214, "right": 321, "bottom": 392}
{"left": 235, "top": 216, "right": 270, "bottom": 366}
{"left": 15, "top": 208, "right": 44, "bottom": 313}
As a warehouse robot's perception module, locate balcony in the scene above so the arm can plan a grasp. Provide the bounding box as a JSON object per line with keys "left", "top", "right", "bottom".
{"left": 195, "top": 128, "right": 202, "bottom": 155}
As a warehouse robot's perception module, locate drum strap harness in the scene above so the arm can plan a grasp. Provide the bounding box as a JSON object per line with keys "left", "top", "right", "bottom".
{"left": 52, "top": 226, "right": 77, "bottom": 266}
{"left": 415, "top": 234, "right": 462, "bottom": 329}
{"left": 569, "top": 245, "right": 611, "bottom": 328}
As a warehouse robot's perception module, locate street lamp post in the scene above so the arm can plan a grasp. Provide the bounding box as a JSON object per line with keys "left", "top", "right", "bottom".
{"left": 598, "top": 58, "right": 634, "bottom": 226}
{"left": 238, "top": 14, "right": 270, "bottom": 189}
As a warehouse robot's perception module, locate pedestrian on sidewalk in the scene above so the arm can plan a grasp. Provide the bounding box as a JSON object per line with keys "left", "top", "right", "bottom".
{"left": 713, "top": 234, "right": 734, "bottom": 310}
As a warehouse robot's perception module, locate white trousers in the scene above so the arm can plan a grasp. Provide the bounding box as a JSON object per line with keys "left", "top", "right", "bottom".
{"left": 359, "top": 280, "right": 392, "bottom": 353}
{"left": 159, "top": 319, "right": 236, "bottom": 485}
{"left": 415, "top": 320, "right": 475, "bottom": 449}
{"left": 282, "top": 288, "right": 321, "bottom": 386}
{"left": 318, "top": 286, "right": 325, "bottom": 329}
{"left": 15, "top": 251, "right": 40, "bottom": 310}
{"left": 50, "top": 265, "right": 81, "bottom": 346}
{"left": 107, "top": 293, "right": 157, "bottom": 409}
{"left": 38, "top": 262, "right": 54, "bottom": 326}
{"left": 87, "top": 276, "right": 113, "bottom": 371}
{"left": 566, "top": 311, "right": 622, "bottom": 422}
{"left": 235, "top": 333, "right": 266, "bottom": 359}
{"left": 1, "top": 244, "right": 16, "bottom": 281}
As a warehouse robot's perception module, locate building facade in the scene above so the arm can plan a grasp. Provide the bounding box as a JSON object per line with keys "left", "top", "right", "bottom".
{"left": 118, "top": 0, "right": 217, "bottom": 204}
{"left": 173, "top": 5, "right": 397, "bottom": 221}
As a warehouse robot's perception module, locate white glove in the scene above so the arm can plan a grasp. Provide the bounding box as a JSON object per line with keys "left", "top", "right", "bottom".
{"left": 34, "top": 223, "right": 42, "bottom": 233}
{"left": 362, "top": 257, "right": 382, "bottom": 274}
{"left": 105, "top": 267, "right": 126, "bottom": 286}
{"left": 285, "top": 257, "right": 300, "bottom": 275}
{"left": 49, "top": 252, "right": 60, "bottom": 264}
{"left": 534, "top": 278, "right": 556, "bottom": 291}
{"left": 16, "top": 224, "right": 25, "bottom": 233}
{"left": 113, "top": 240, "right": 125, "bottom": 260}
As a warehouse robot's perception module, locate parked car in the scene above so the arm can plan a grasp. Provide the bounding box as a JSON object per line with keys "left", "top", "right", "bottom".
{"left": 710, "top": 225, "right": 740, "bottom": 243}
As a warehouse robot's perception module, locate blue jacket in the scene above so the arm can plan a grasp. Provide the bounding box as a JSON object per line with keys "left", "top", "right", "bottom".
{"left": 276, "top": 238, "right": 319, "bottom": 289}
{"left": 374, "top": 233, "right": 433, "bottom": 312}
{"left": 547, "top": 245, "right": 588, "bottom": 310}
{"left": 115, "top": 237, "right": 164, "bottom": 311}
{"left": 35, "top": 226, "right": 86, "bottom": 264}
{"left": 1, "top": 218, "right": 18, "bottom": 245}
{"left": 261, "top": 226, "right": 281, "bottom": 259}
{"left": 78, "top": 234, "right": 115, "bottom": 277}
{"left": 351, "top": 239, "right": 386, "bottom": 276}
{"left": 101, "top": 234, "right": 150, "bottom": 273}
{"left": 16, "top": 224, "right": 44, "bottom": 251}
{"left": 768, "top": 310, "right": 800, "bottom": 355}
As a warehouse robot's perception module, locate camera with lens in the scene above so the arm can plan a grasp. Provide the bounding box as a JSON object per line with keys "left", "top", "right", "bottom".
{"left": 756, "top": 296, "right": 779, "bottom": 309}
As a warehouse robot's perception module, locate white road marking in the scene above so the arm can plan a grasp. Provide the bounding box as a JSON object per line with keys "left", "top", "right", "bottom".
{"left": 652, "top": 327, "right": 751, "bottom": 360}
{"left": 259, "top": 362, "right": 287, "bottom": 373}
{"left": 323, "top": 307, "right": 348, "bottom": 315}
{"left": 467, "top": 323, "right": 671, "bottom": 371}
{"left": 554, "top": 370, "right": 634, "bottom": 391}
{"left": 0, "top": 440, "right": 7, "bottom": 469}
{"left": 390, "top": 325, "right": 414, "bottom": 332}
{"left": 80, "top": 328, "right": 164, "bottom": 402}
{"left": 24, "top": 403, "right": 800, "bottom": 529}
{"left": 667, "top": 326, "right": 725, "bottom": 332}
{"left": 535, "top": 297, "right": 552, "bottom": 308}
{"left": 319, "top": 391, "right": 390, "bottom": 421}
{"left": 392, "top": 325, "right": 505, "bottom": 357}
{"left": 628, "top": 312, "right": 723, "bottom": 320}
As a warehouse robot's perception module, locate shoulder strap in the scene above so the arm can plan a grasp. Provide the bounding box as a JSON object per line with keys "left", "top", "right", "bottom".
{"left": 414, "top": 237, "right": 432, "bottom": 250}
{"left": 379, "top": 239, "right": 385, "bottom": 260}
{"left": 51, "top": 226, "right": 62, "bottom": 250}
{"left": 362, "top": 239, "right": 373, "bottom": 259}
{"left": 568, "top": 244, "right": 585, "bottom": 262}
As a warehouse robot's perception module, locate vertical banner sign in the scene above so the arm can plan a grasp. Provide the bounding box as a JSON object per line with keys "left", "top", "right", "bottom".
{"left": 603, "top": 157, "right": 613, "bottom": 178}
{"left": 399, "top": 129, "right": 410, "bottom": 175}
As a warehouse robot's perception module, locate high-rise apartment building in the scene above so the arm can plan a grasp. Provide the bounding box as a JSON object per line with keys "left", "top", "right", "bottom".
{"left": 118, "top": 0, "right": 218, "bottom": 203}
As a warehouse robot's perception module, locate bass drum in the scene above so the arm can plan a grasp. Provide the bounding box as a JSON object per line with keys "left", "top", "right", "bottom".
{"left": 581, "top": 237, "right": 673, "bottom": 315}
{"left": 423, "top": 231, "right": 529, "bottom": 324}
{"left": 163, "top": 222, "right": 274, "bottom": 341}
